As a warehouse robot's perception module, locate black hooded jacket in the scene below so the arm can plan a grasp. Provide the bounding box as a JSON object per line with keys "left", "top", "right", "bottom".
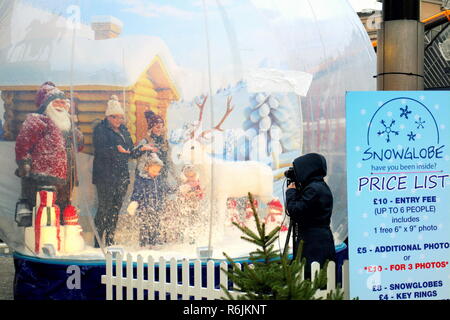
{"left": 285, "top": 153, "right": 335, "bottom": 268}
{"left": 92, "top": 119, "right": 135, "bottom": 186}
{"left": 286, "top": 153, "right": 333, "bottom": 229}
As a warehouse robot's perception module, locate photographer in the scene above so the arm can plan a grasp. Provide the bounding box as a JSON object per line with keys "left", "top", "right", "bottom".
{"left": 285, "top": 153, "right": 336, "bottom": 279}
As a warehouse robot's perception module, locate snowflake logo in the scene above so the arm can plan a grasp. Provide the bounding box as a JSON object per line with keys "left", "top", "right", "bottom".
{"left": 415, "top": 117, "right": 425, "bottom": 129}
{"left": 400, "top": 105, "right": 412, "bottom": 119}
{"left": 377, "top": 119, "right": 399, "bottom": 143}
{"left": 407, "top": 131, "right": 417, "bottom": 141}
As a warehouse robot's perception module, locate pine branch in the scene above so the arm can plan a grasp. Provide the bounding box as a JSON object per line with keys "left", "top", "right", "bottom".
{"left": 221, "top": 192, "right": 344, "bottom": 300}
{"left": 232, "top": 221, "right": 260, "bottom": 241}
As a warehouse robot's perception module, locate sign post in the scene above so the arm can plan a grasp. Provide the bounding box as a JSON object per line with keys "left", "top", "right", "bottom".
{"left": 346, "top": 91, "right": 450, "bottom": 300}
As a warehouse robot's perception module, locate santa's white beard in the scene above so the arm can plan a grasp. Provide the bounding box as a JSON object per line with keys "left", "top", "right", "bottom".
{"left": 45, "top": 105, "right": 72, "bottom": 132}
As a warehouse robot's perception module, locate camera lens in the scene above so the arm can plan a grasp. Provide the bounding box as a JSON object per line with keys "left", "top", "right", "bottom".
{"left": 284, "top": 167, "right": 294, "bottom": 179}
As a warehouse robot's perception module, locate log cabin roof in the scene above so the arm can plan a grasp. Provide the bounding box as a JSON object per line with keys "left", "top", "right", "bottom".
{"left": 0, "top": 2, "right": 180, "bottom": 98}
{"left": 0, "top": 34, "right": 180, "bottom": 99}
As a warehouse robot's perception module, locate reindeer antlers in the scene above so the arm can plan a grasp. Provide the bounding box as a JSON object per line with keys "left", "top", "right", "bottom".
{"left": 190, "top": 95, "right": 235, "bottom": 140}
{"left": 190, "top": 95, "right": 208, "bottom": 139}
{"left": 213, "top": 96, "right": 234, "bottom": 132}
{"left": 199, "top": 96, "right": 234, "bottom": 139}
{"left": 196, "top": 95, "right": 208, "bottom": 119}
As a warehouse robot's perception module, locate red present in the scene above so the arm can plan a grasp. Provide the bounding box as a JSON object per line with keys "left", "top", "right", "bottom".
{"left": 34, "top": 190, "right": 61, "bottom": 254}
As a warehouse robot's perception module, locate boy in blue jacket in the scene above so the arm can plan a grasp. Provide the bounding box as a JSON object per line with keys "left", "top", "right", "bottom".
{"left": 127, "top": 153, "right": 171, "bottom": 247}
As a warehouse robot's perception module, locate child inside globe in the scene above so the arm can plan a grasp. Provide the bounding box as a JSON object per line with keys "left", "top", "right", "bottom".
{"left": 127, "top": 153, "right": 171, "bottom": 248}
{"left": 160, "top": 164, "right": 206, "bottom": 245}
{"left": 179, "top": 165, "right": 206, "bottom": 244}
{"left": 179, "top": 165, "right": 204, "bottom": 205}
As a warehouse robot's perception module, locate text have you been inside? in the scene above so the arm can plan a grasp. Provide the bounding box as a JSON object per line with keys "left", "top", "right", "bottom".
{"left": 357, "top": 144, "right": 449, "bottom": 192}
{"left": 346, "top": 91, "right": 450, "bottom": 300}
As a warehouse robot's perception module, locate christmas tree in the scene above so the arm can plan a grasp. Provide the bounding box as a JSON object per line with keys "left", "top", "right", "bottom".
{"left": 221, "top": 192, "right": 343, "bottom": 300}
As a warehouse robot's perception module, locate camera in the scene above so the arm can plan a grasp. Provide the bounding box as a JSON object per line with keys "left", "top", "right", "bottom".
{"left": 284, "top": 167, "right": 296, "bottom": 186}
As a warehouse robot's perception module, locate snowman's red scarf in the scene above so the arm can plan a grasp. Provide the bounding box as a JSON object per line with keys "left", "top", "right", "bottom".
{"left": 34, "top": 191, "right": 61, "bottom": 253}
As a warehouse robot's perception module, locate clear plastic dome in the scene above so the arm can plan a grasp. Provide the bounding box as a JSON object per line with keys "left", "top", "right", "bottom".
{"left": 0, "top": 0, "right": 375, "bottom": 260}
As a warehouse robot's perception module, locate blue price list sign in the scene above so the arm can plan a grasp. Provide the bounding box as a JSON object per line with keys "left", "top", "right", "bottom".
{"left": 346, "top": 91, "right": 450, "bottom": 300}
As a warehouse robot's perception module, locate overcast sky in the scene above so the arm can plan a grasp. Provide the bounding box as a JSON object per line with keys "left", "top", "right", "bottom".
{"left": 348, "top": 0, "right": 382, "bottom": 12}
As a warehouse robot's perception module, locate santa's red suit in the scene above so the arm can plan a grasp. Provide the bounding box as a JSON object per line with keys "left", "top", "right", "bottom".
{"left": 15, "top": 84, "right": 83, "bottom": 219}
{"left": 16, "top": 113, "right": 71, "bottom": 183}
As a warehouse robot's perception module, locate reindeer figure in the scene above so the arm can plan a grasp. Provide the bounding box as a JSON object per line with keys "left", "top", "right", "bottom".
{"left": 178, "top": 95, "right": 275, "bottom": 240}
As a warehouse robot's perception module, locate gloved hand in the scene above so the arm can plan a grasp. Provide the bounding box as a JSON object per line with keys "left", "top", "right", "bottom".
{"left": 127, "top": 201, "right": 139, "bottom": 216}
{"left": 16, "top": 163, "right": 31, "bottom": 177}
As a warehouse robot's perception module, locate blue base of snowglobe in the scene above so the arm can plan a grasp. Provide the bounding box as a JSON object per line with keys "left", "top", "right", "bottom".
{"left": 13, "top": 252, "right": 108, "bottom": 300}
{"left": 13, "top": 244, "right": 347, "bottom": 300}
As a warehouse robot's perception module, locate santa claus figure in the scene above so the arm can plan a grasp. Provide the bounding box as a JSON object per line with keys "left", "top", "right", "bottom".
{"left": 15, "top": 82, "right": 84, "bottom": 223}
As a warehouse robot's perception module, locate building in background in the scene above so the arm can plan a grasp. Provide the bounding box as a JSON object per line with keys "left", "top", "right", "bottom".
{"left": 358, "top": 0, "right": 443, "bottom": 42}
{"left": 358, "top": 0, "right": 450, "bottom": 90}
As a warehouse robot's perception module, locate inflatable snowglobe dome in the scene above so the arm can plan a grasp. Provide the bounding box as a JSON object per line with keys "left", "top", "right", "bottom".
{"left": 0, "top": 0, "right": 375, "bottom": 262}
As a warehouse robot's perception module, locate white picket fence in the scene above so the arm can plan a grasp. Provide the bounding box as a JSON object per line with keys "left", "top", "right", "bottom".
{"left": 101, "top": 252, "right": 350, "bottom": 300}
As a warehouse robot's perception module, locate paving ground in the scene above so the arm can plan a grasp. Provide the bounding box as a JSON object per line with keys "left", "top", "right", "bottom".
{"left": 0, "top": 248, "right": 14, "bottom": 300}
